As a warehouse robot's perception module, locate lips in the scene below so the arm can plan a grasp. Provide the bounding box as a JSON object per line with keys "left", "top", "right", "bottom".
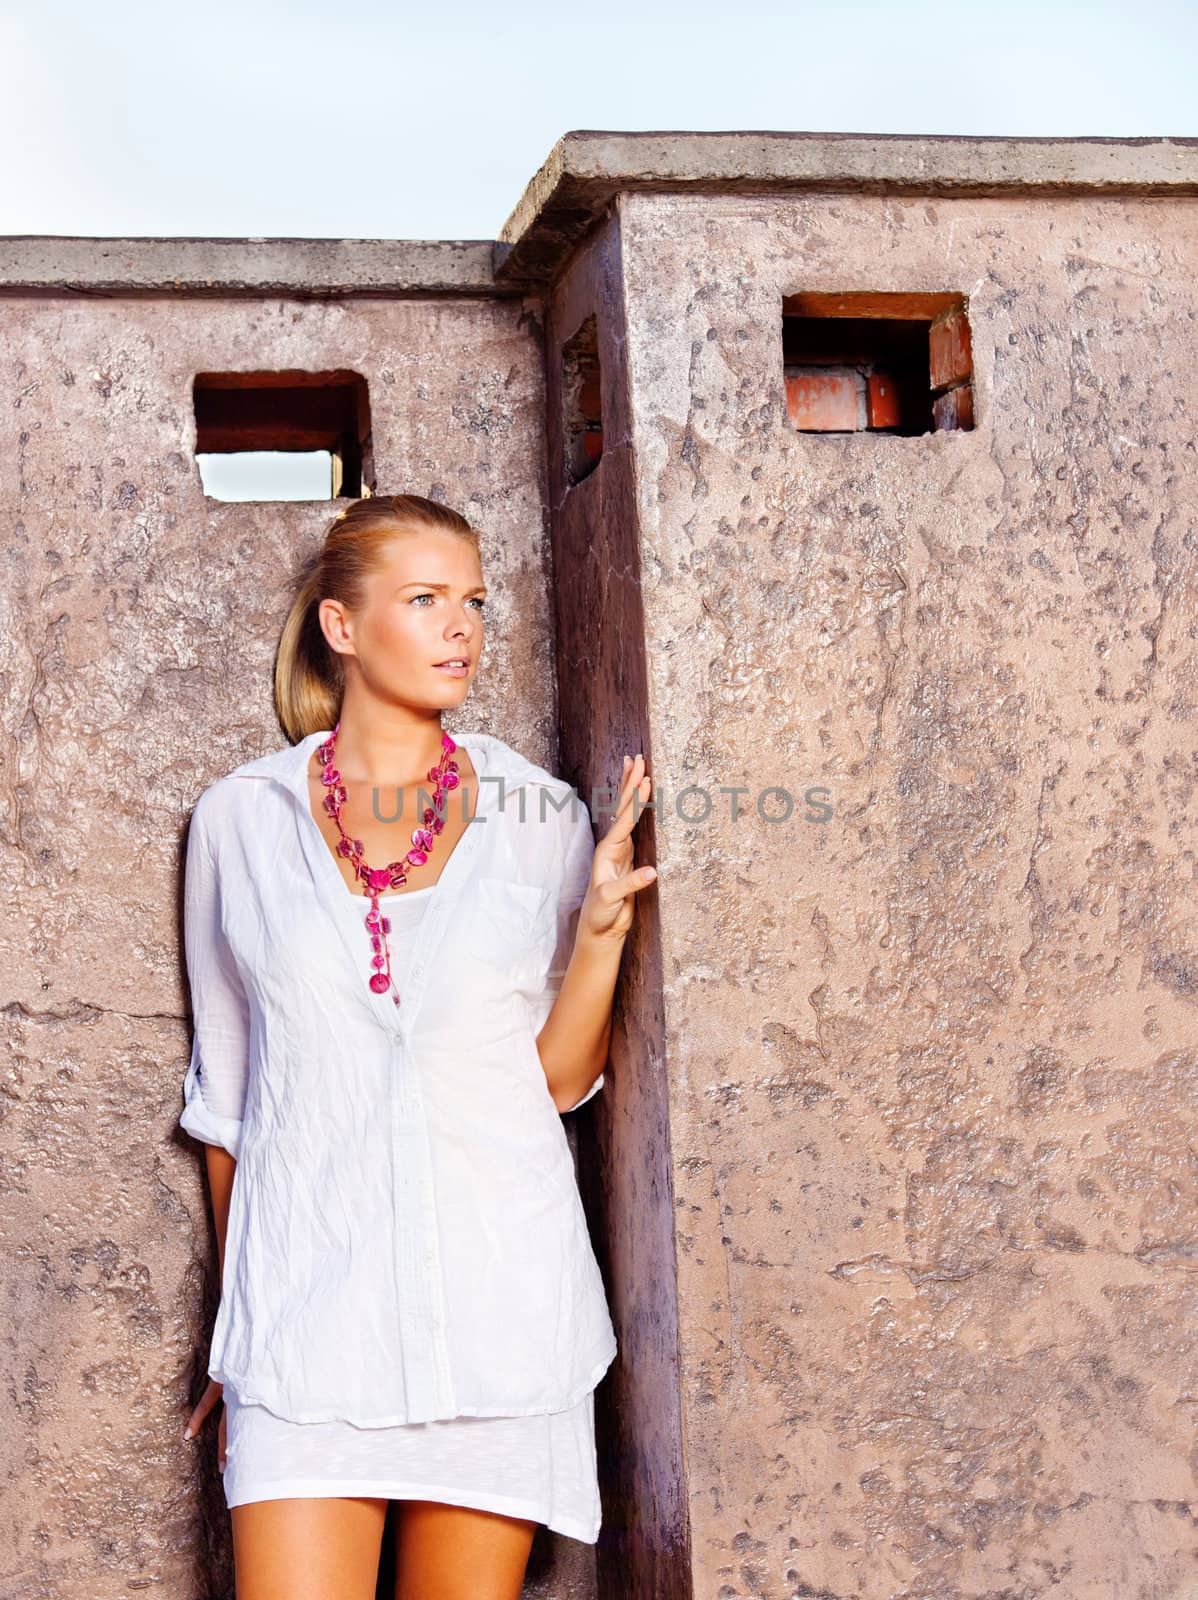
{"left": 434, "top": 658, "right": 469, "bottom": 668}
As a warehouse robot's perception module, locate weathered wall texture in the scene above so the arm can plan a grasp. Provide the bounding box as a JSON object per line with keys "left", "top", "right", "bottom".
{"left": 619, "top": 189, "right": 1198, "bottom": 1597}
{"left": 4, "top": 145, "right": 1197, "bottom": 1600}
{"left": 541, "top": 208, "right": 689, "bottom": 1598}
{"left": 0, "top": 292, "right": 598, "bottom": 1599}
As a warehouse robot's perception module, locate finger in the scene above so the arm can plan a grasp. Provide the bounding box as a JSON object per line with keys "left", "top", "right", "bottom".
{"left": 604, "top": 799, "right": 648, "bottom": 858}
{"left": 611, "top": 763, "right": 652, "bottom": 834}
{"left": 183, "top": 1386, "right": 218, "bottom": 1439}
{"left": 599, "top": 864, "right": 657, "bottom": 905}
{"left": 617, "top": 752, "right": 648, "bottom": 805}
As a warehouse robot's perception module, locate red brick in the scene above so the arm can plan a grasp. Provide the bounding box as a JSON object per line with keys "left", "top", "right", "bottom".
{"left": 867, "top": 372, "right": 901, "bottom": 428}
{"left": 783, "top": 290, "right": 962, "bottom": 320}
{"left": 785, "top": 371, "right": 859, "bottom": 431}
{"left": 929, "top": 309, "right": 972, "bottom": 390}
{"left": 577, "top": 370, "right": 602, "bottom": 421}
{"left": 932, "top": 384, "right": 975, "bottom": 431}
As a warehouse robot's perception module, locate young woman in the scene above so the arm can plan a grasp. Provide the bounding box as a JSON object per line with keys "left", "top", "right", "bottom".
{"left": 179, "top": 493, "right": 655, "bottom": 1600}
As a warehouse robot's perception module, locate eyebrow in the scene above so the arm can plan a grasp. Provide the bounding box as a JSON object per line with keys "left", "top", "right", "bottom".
{"left": 397, "top": 581, "right": 488, "bottom": 595}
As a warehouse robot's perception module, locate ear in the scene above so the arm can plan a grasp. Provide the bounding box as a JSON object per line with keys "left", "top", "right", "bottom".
{"left": 318, "top": 596, "right": 356, "bottom": 658}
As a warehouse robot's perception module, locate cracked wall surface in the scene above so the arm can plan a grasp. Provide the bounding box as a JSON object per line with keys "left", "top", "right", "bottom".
{"left": 0, "top": 293, "right": 600, "bottom": 1599}
{"left": 617, "top": 190, "right": 1198, "bottom": 1599}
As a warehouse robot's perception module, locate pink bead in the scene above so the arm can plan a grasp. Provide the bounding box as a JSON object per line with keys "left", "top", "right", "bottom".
{"left": 370, "top": 973, "right": 391, "bottom": 994}
{"left": 367, "top": 868, "right": 391, "bottom": 891}
{"left": 442, "top": 769, "right": 461, "bottom": 791}
{"left": 407, "top": 848, "right": 428, "bottom": 866}
{"left": 372, "top": 953, "right": 386, "bottom": 970}
{"left": 381, "top": 917, "right": 391, "bottom": 934}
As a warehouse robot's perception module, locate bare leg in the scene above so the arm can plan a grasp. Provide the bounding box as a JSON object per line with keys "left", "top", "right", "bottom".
{"left": 231, "top": 1496, "right": 389, "bottom": 1600}
{"left": 394, "top": 1500, "right": 537, "bottom": 1600}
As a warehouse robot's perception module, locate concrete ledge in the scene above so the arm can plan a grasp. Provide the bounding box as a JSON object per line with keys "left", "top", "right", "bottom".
{"left": 4, "top": 133, "right": 1196, "bottom": 297}
{"left": 0, "top": 237, "right": 505, "bottom": 297}
{"left": 494, "top": 129, "right": 1198, "bottom": 284}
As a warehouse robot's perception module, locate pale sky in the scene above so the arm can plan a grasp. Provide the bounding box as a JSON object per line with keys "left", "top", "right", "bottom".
{"left": 2, "top": 0, "right": 1194, "bottom": 242}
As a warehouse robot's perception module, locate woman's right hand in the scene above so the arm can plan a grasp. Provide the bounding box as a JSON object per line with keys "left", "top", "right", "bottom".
{"left": 184, "top": 1377, "right": 226, "bottom": 1470}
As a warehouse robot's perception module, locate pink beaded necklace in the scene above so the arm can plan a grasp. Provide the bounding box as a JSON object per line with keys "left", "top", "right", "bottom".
{"left": 316, "top": 718, "right": 462, "bottom": 1006}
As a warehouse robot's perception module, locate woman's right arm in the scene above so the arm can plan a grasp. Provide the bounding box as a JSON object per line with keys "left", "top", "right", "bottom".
{"left": 179, "top": 790, "right": 251, "bottom": 1462}
{"left": 179, "top": 790, "right": 250, "bottom": 1161}
{"left": 185, "top": 1148, "right": 235, "bottom": 1459}
{"left": 204, "top": 1144, "right": 237, "bottom": 1279}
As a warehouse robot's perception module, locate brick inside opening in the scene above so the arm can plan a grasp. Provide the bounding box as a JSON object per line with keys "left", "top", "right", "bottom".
{"left": 193, "top": 369, "right": 373, "bottom": 499}
{"left": 782, "top": 292, "right": 974, "bottom": 436}
{"left": 561, "top": 315, "right": 603, "bottom": 485}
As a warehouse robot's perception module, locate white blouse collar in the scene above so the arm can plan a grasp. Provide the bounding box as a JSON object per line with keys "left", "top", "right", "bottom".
{"left": 223, "top": 727, "right": 560, "bottom": 1041}
{"left": 228, "top": 726, "right": 551, "bottom": 814}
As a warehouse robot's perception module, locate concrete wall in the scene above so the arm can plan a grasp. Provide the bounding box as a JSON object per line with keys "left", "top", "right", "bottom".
{"left": 618, "top": 189, "right": 1198, "bottom": 1597}
{"left": 541, "top": 208, "right": 690, "bottom": 1599}
{"left": 0, "top": 291, "right": 599, "bottom": 1599}
{"left": 3, "top": 140, "right": 1196, "bottom": 1600}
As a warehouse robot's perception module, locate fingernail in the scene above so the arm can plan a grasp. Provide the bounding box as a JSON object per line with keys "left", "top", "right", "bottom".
{"left": 643, "top": 867, "right": 657, "bottom": 880}
{"left": 183, "top": 1426, "right": 192, "bottom": 1440}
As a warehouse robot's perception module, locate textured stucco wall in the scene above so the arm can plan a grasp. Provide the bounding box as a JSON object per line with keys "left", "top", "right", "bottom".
{"left": 541, "top": 209, "right": 689, "bottom": 1599}
{"left": 4, "top": 172, "right": 1197, "bottom": 1600}
{"left": 0, "top": 293, "right": 598, "bottom": 1599}
{"left": 618, "top": 190, "right": 1198, "bottom": 1598}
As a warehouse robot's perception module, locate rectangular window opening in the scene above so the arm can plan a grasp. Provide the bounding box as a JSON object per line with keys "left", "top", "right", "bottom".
{"left": 561, "top": 315, "right": 603, "bottom": 486}
{"left": 782, "top": 292, "right": 974, "bottom": 437}
{"left": 193, "top": 370, "right": 374, "bottom": 502}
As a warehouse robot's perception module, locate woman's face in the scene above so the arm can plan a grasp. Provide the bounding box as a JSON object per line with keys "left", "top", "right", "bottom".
{"left": 322, "top": 529, "right": 487, "bottom": 710}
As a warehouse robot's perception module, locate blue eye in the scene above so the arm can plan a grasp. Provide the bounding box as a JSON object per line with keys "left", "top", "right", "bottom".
{"left": 408, "top": 594, "right": 487, "bottom": 610}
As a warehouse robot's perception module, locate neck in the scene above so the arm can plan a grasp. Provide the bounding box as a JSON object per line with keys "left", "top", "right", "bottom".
{"left": 327, "top": 715, "right": 449, "bottom": 789}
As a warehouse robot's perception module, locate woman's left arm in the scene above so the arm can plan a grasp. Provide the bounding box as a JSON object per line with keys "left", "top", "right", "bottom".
{"left": 536, "top": 752, "right": 657, "bottom": 1112}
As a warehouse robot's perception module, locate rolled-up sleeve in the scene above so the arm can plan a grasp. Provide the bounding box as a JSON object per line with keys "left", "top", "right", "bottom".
{"left": 529, "top": 792, "right": 605, "bottom": 1112}
{"left": 180, "top": 794, "right": 250, "bottom": 1158}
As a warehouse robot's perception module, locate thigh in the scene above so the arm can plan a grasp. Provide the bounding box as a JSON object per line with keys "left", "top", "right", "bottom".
{"left": 231, "top": 1495, "right": 389, "bottom": 1600}
{"left": 394, "top": 1500, "right": 537, "bottom": 1600}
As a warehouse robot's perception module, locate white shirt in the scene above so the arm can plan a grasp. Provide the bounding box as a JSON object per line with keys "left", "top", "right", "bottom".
{"left": 179, "top": 727, "right": 617, "bottom": 1425}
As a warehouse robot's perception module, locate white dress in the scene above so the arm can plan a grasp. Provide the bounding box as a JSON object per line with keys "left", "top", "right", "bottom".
{"left": 219, "top": 882, "right": 603, "bottom": 1544}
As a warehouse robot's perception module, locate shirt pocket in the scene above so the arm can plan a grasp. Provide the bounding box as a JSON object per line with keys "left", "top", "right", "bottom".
{"left": 458, "top": 875, "right": 556, "bottom": 978}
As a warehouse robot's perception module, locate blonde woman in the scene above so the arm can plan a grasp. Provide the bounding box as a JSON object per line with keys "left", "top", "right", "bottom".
{"left": 179, "top": 494, "right": 655, "bottom": 1599}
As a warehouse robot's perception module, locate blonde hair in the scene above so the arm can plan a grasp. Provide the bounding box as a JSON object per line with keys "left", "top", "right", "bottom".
{"left": 274, "top": 493, "right": 481, "bottom": 743}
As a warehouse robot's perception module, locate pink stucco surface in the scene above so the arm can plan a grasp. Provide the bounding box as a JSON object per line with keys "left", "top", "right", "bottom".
{"left": 2, "top": 162, "right": 1197, "bottom": 1600}
{"left": 0, "top": 292, "right": 601, "bottom": 1598}
{"left": 618, "top": 190, "right": 1198, "bottom": 1597}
